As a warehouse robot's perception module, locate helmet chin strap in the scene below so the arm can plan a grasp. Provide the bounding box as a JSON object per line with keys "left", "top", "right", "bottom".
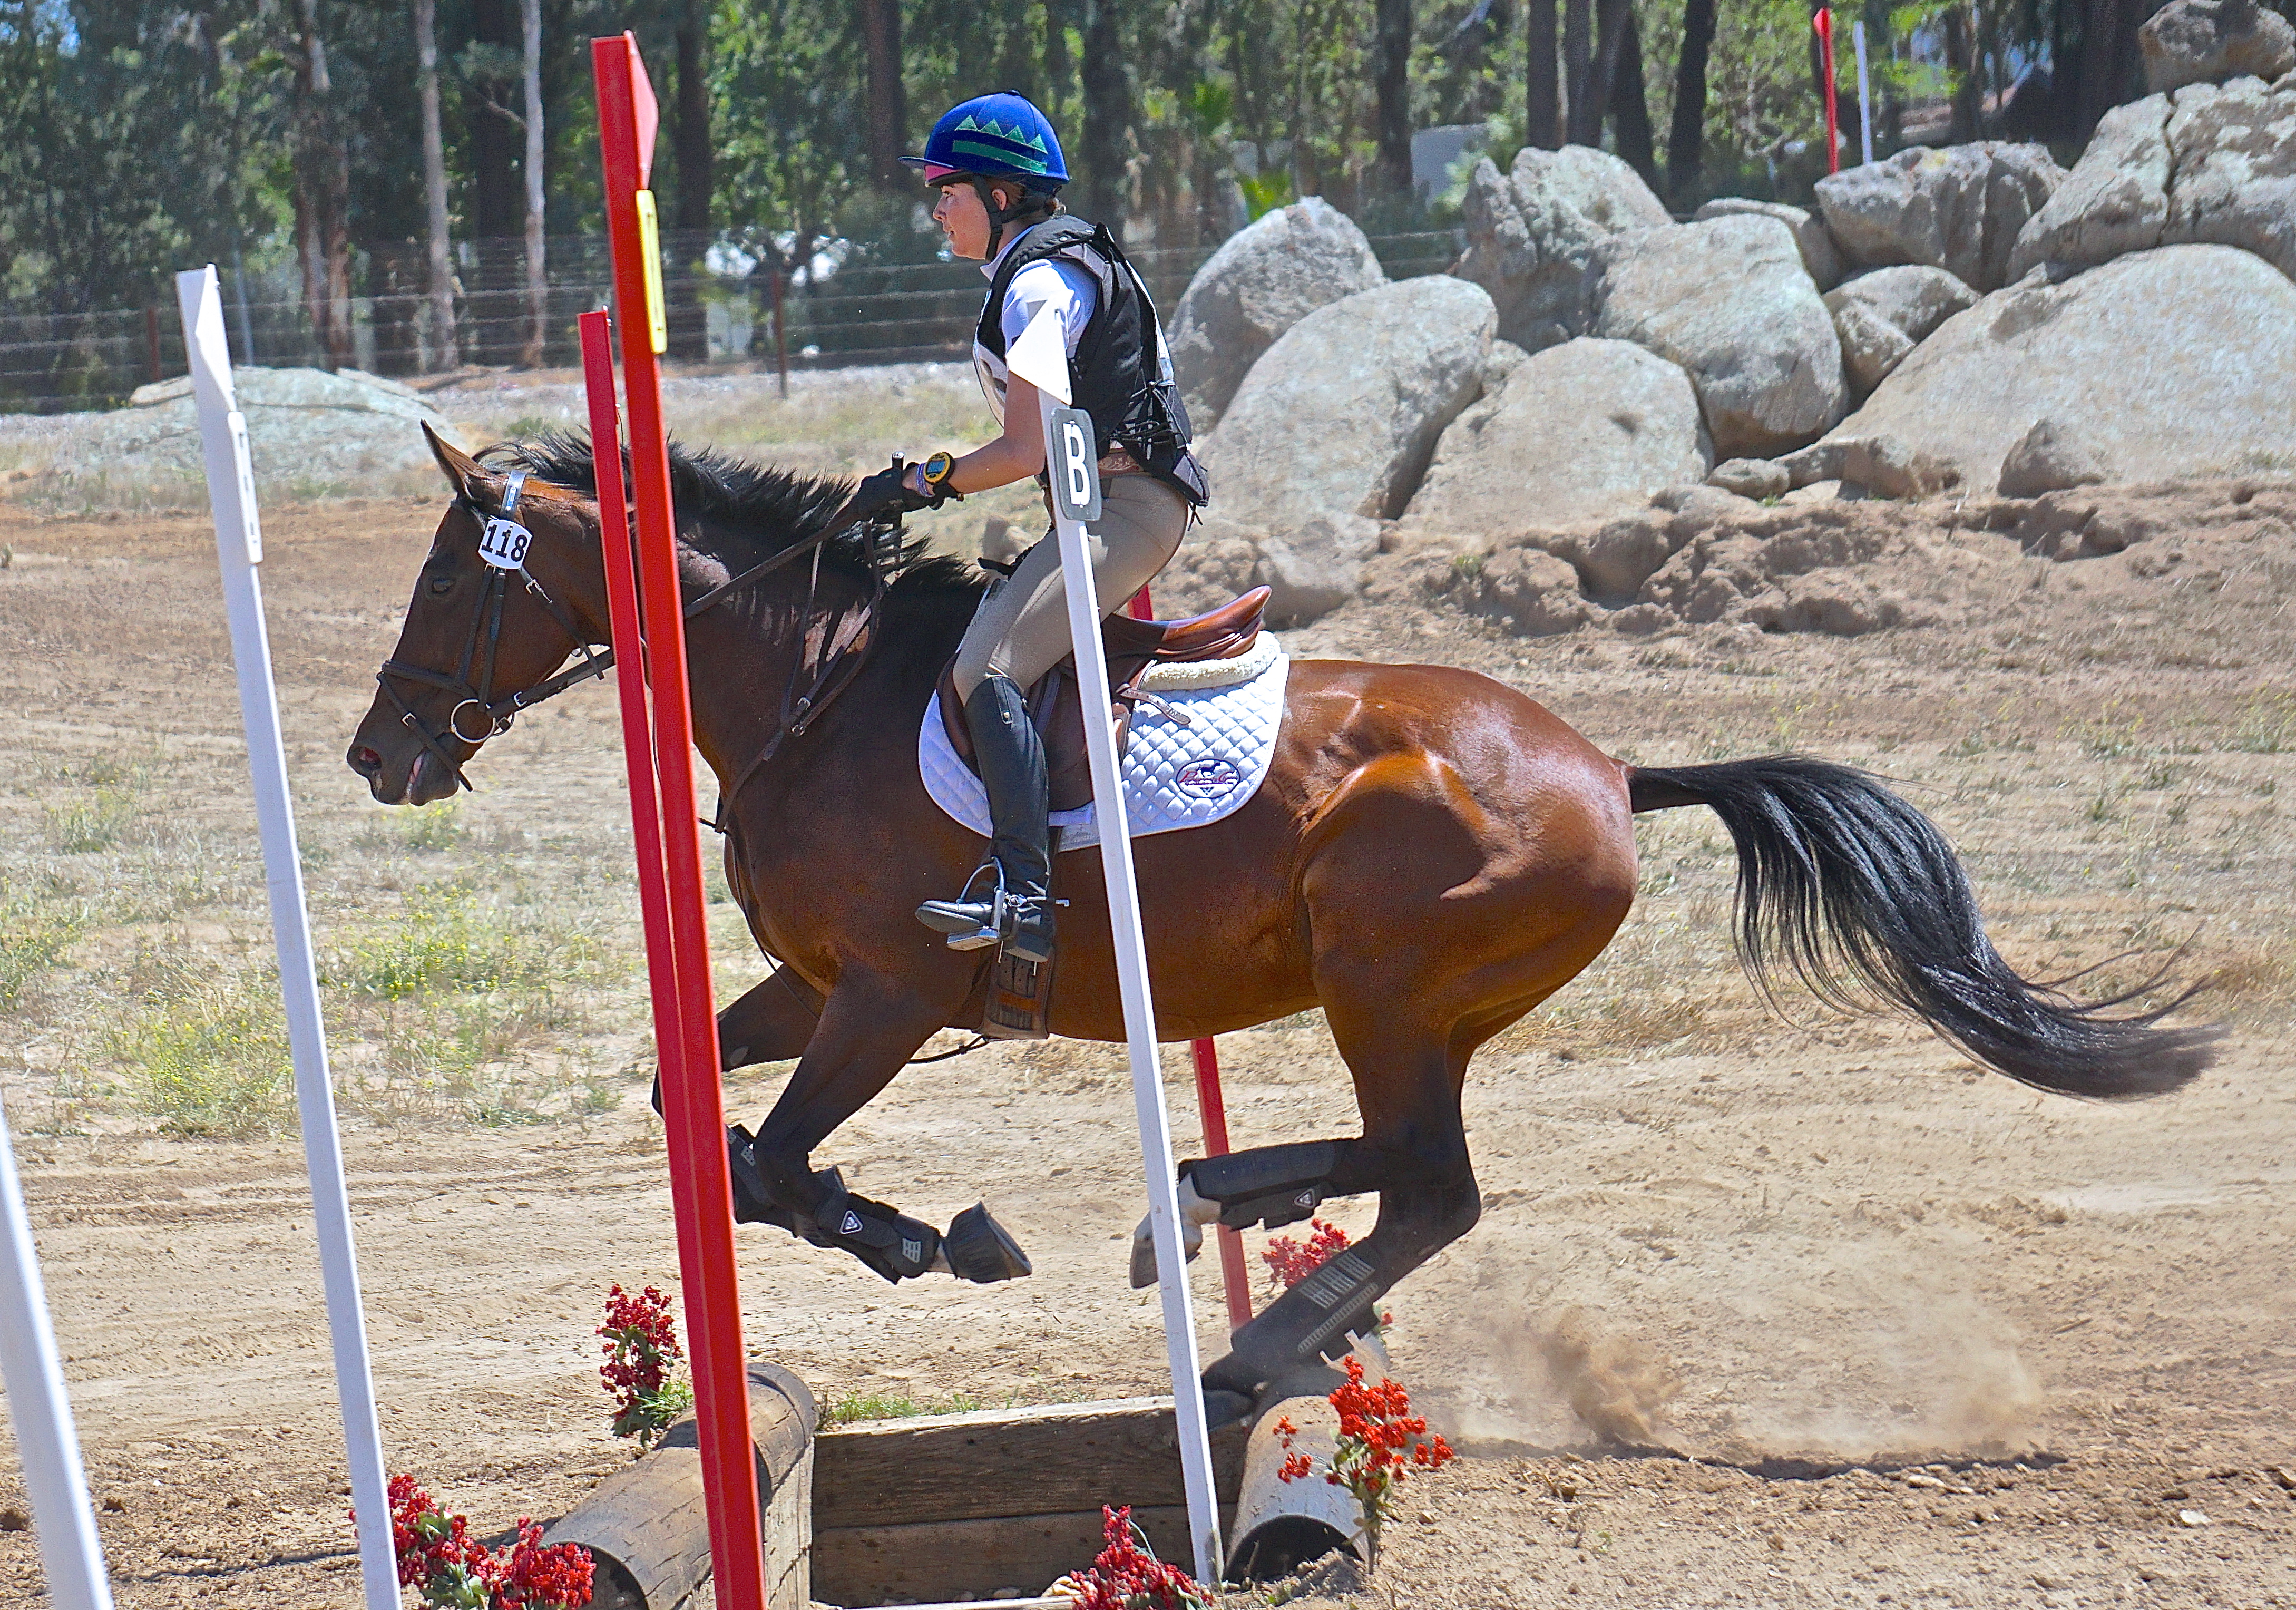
{"left": 970, "top": 177, "right": 1055, "bottom": 258}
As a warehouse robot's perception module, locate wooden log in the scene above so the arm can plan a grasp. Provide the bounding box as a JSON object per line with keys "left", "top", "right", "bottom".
{"left": 543, "top": 1360, "right": 816, "bottom": 1610}
{"left": 1224, "top": 1389, "right": 1358, "bottom": 1581}
{"left": 814, "top": 1507, "right": 1219, "bottom": 1607}
{"left": 813, "top": 1397, "right": 1249, "bottom": 1528}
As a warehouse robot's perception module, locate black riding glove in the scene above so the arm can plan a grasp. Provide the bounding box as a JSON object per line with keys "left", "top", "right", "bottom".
{"left": 849, "top": 463, "right": 933, "bottom": 520}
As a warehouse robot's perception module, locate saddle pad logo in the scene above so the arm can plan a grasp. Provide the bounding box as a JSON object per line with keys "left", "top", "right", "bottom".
{"left": 1174, "top": 757, "right": 1243, "bottom": 799}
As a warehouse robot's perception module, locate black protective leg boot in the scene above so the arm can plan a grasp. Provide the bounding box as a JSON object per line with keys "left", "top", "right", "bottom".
{"left": 916, "top": 673, "right": 1055, "bottom": 962}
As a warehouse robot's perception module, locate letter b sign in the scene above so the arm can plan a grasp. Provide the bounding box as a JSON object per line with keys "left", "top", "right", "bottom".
{"left": 1047, "top": 405, "right": 1102, "bottom": 524}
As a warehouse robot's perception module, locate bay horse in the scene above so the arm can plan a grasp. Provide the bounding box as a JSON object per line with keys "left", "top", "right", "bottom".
{"left": 347, "top": 428, "right": 2215, "bottom": 1417}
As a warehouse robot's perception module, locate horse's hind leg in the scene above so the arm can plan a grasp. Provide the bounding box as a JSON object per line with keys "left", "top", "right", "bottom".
{"left": 1198, "top": 1016, "right": 1479, "bottom": 1407}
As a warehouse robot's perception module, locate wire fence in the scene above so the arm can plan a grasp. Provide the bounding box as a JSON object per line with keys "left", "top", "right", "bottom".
{"left": 0, "top": 227, "right": 1466, "bottom": 415}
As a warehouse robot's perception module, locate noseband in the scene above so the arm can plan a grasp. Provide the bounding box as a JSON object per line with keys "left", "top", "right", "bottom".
{"left": 375, "top": 467, "right": 902, "bottom": 804}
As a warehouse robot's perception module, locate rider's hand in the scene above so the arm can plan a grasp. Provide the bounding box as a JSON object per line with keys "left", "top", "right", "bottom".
{"left": 850, "top": 464, "right": 932, "bottom": 519}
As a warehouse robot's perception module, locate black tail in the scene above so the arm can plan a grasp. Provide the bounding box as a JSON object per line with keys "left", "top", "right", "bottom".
{"left": 1627, "top": 755, "right": 2217, "bottom": 1099}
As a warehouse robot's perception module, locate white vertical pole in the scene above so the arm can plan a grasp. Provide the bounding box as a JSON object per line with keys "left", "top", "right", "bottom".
{"left": 0, "top": 1095, "right": 115, "bottom": 1610}
{"left": 173, "top": 266, "right": 399, "bottom": 1610}
{"left": 1854, "top": 21, "right": 1874, "bottom": 167}
{"left": 1008, "top": 306, "right": 1223, "bottom": 1583}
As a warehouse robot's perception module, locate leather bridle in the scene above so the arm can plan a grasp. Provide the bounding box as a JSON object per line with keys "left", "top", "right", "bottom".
{"left": 375, "top": 467, "right": 903, "bottom": 813}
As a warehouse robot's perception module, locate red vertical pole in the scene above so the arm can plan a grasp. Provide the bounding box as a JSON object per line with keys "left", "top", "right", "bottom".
{"left": 579, "top": 309, "right": 707, "bottom": 1334}
{"left": 1816, "top": 8, "right": 1841, "bottom": 174}
{"left": 590, "top": 37, "right": 768, "bottom": 1610}
{"left": 1128, "top": 585, "right": 1255, "bottom": 1331}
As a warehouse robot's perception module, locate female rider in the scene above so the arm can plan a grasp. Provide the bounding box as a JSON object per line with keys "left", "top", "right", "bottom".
{"left": 859, "top": 92, "right": 1208, "bottom": 969}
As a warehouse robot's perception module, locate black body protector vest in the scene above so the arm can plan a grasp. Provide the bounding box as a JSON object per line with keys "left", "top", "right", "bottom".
{"left": 974, "top": 215, "right": 1210, "bottom": 508}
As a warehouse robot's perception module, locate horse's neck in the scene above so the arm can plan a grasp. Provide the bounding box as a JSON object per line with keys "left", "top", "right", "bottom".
{"left": 678, "top": 569, "right": 915, "bottom": 793}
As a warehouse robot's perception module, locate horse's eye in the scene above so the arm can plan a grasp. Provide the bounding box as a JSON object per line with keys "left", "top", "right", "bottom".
{"left": 428, "top": 577, "right": 455, "bottom": 596}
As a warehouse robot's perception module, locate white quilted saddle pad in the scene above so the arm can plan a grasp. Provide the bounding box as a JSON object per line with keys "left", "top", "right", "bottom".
{"left": 917, "top": 638, "right": 1288, "bottom": 854}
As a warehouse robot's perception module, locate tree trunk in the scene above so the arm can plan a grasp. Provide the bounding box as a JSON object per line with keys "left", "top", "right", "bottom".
{"left": 1944, "top": 2, "right": 1981, "bottom": 141}
{"left": 1588, "top": 0, "right": 1634, "bottom": 140}
{"left": 675, "top": 1, "right": 714, "bottom": 231}
{"left": 2077, "top": 0, "right": 2137, "bottom": 138}
{"left": 1044, "top": 0, "right": 1075, "bottom": 124}
{"left": 292, "top": 0, "right": 354, "bottom": 370}
{"left": 1079, "top": 0, "right": 1131, "bottom": 235}
{"left": 1526, "top": 0, "right": 1560, "bottom": 148}
{"left": 667, "top": 0, "right": 712, "bottom": 359}
{"left": 1562, "top": 0, "right": 1592, "bottom": 143}
{"left": 1372, "top": 0, "right": 1413, "bottom": 194}
{"left": 519, "top": 0, "right": 546, "bottom": 368}
{"left": 414, "top": 0, "right": 458, "bottom": 370}
{"left": 860, "top": 0, "right": 907, "bottom": 189}
{"left": 1665, "top": 0, "right": 1715, "bottom": 202}
{"left": 1608, "top": 7, "right": 1657, "bottom": 187}
{"left": 470, "top": 0, "right": 522, "bottom": 240}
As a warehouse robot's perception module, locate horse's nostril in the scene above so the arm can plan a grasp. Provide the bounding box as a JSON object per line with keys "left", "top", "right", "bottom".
{"left": 349, "top": 745, "right": 383, "bottom": 776}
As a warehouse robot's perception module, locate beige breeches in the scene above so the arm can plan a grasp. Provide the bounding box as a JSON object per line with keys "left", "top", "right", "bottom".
{"left": 951, "top": 473, "right": 1191, "bottom": 699}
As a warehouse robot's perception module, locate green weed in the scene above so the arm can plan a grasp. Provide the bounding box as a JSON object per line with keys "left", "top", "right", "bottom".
{"left": 45, "top": 786, "right": 139, "bottom": 852}
{"left": 0, "top": 887, "right": 84, "bottom": 1007}
{"left": 110, "top": 972, "right": 292, "bottom": 1136}
{"left": 334, "top": 885, "right": 557, "bottom": 1001}
{"left": 2227, "top": 691, "right": 2296, "bottom": 754}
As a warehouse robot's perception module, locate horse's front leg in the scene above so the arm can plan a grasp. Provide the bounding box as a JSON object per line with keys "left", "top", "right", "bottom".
{"left": 727, "top": 963, "right": 1030, "bottom": 1286}
{"left": 648, "top": 965, "right": 823, "bottom": 1118}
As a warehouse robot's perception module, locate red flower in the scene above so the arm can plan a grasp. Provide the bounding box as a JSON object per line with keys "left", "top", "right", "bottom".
{"left": 1266, "top": 1358, "right": 1454, "bottom": 1559}
{"left": 1060, "top": 1505, "right": 1213, "bottom": 1610}
{"left": 598, "top": 1284, "right": 690, "bottom": 1447}
{"left": 1261, "top": 1219, "right": 1353, "bottom": 1292}
{"left": 365, "top": 1475, "right": 593, "bottom": 1609}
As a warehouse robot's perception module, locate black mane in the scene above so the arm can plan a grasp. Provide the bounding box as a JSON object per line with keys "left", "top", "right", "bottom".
{"left": 481, "top": 431, "right": 986, "bottom": 601}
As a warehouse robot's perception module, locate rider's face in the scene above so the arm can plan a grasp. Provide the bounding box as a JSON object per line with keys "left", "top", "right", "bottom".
{"left": 933, "top": 181, "right": 998, "bottom": 260}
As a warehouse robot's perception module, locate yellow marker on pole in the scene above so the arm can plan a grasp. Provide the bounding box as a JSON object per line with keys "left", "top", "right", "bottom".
{"left": 634, "top": 190, "right": 669, "bottom": 354}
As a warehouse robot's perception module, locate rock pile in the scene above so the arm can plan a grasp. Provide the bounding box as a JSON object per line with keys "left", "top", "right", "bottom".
{"left": 66, "top": 366, "right": 468, "bottom": 494}
{"left": 1166, "top": 197, "right": 1387, "bottom": 429}
{"left": 1154, "top": 16, "right": 2296, "bottom": 629}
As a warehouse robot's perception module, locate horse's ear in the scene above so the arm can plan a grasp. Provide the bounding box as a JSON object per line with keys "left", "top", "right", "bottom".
{"left": 424, "top": 421, "right": 488, "bottom": 502}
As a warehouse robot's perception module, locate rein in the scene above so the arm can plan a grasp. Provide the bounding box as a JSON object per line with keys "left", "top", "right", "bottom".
{"left": 376, "top": 471, "right": 900, "bottom": 807}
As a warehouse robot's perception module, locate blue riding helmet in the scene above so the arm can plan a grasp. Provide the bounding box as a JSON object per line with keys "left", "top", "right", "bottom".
{"left": 902, "top": 92, "right": 1070, "bottom": 187}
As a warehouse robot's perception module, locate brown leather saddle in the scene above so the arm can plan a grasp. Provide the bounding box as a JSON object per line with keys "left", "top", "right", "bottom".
{"left": 936, "top": 586, "right": 1269, "bottom": 813}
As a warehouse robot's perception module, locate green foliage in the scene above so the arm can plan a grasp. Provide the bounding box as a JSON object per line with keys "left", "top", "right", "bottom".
{"left": 45, "top": 787, "right": 141, "bottom": 853}
{"left": 334, "top": 884, "right": 558, "bottom": 1002}
{"left": 110, "top": 970, "right": 293, "bottom": 1136}
{"left": 0, "top": 884, "right": 85, "bottom": 1008}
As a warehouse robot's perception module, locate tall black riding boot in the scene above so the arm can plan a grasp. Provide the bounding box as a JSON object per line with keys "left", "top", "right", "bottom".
{"left": 916, "top": 673, "right": 1056, "bottom": 962}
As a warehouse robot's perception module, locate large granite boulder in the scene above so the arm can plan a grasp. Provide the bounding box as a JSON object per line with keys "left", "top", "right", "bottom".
{"left": 1187, "top": 275, "right": 1496, "bottom": 621}
{"left": 1694, "top": 197, "right": 1846, "bottom": 288}
{"left": 1823, "top": 265, "right": 1979, "bottom": 393}
{"left": 2008, "top": 77, "right": 2296, "bottom": 282}
{"left": 1814, "top": 143, "right": 2066, "bottom": 291}
{"left": 1451, "top": 144, "right": 1672, "bottom": 350}
{"left": 2141, "top": 0, "right": 2296, "bottom": 92}
{"left": 1810, "top": 243, "right": 2296, "bottom": 492}
{"left": 1166, "top": 197, "right": 1388, "bottom": 429}
{"left": 1594, "top": 214, "right": 1847, "bottom": 457}
{"left": 72, "top": 366, "right": 468, "bottom": 495}
{"left": 1399, "top": 338, "right": 1711, "bottom": 534}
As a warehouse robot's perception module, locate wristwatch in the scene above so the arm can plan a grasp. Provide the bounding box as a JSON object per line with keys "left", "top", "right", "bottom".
{"left": 917, "top": 450, "right": 962, "bottom": 504}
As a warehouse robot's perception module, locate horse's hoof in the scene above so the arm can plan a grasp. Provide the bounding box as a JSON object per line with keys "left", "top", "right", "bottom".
{"left": 944, "top": 1202, "right": 1032, "bottom": 1282}
{"left": 1203, "top": 1388, "right": 1257, "bottom": 1430}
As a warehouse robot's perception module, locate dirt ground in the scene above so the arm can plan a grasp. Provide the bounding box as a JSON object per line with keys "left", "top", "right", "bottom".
{"left": 0, "top": 456, "right": 2291, "bottom": 1609}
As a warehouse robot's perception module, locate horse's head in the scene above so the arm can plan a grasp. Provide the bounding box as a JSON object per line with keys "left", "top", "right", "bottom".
{"left": 347, "top": 424, "right": 608, "bottom": 805}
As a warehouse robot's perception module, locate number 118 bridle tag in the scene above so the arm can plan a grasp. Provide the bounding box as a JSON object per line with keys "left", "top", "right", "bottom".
{"left": 478, "top": 515, "right": 533, "bottom": 570}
